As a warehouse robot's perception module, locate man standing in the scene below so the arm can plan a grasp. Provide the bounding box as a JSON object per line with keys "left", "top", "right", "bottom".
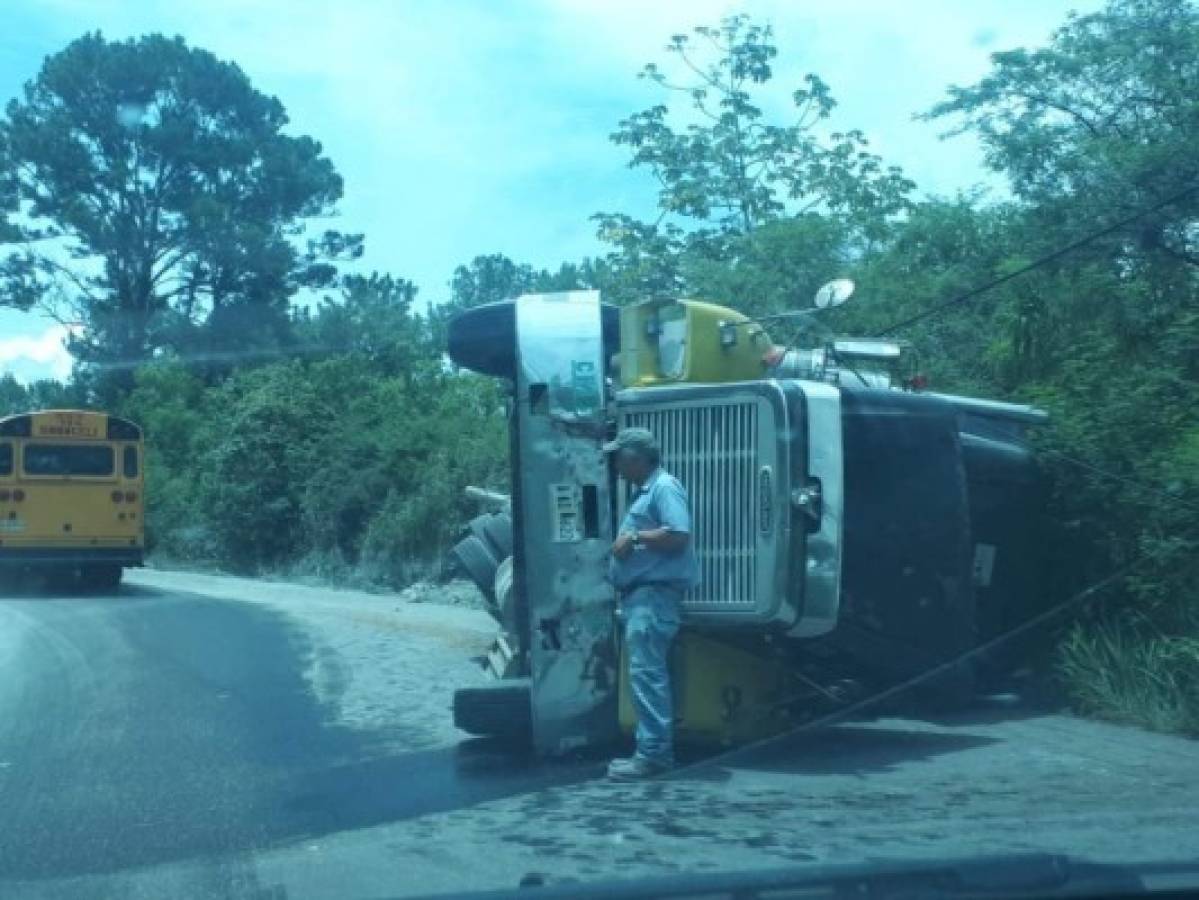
{"left": 604, "top": 427, "right": 699, "bottom": 780}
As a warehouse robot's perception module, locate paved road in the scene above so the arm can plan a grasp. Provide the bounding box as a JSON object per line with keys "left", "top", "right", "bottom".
{"left": 0, "top": 570, "right": 1195, "bottom": 899}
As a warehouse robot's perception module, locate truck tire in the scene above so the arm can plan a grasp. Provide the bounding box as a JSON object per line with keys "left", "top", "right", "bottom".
{"left": 447, "top": 299, "right": 622, "bottom": 379}
{"left": 492, "top": 556, "right": 515, "bottom": 631}
{"left": 466, "top": 512, "right": 512, "bottom": 563}
{"left": 480, "top": 513, "right": 513, "bottom": 561}
{"left": 448, "top": 535, "right": 499, "bottom": 603}
{"left": 453, "top": 679, "right": 532, "bottom": 745}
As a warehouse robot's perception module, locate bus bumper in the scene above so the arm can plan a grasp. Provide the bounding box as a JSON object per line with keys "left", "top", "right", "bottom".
{"left": 0, "top": 547, "right": 144, "bottom": 568}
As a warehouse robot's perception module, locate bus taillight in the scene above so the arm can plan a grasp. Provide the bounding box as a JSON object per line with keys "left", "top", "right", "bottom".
{"left": 111, "top": 490, "right": 124, "bottom": 503}
{"left": 124, "top": 491, "right": 137, "bottom": 503}
{"left": 0, "top": 489, "right": 9, "bottom": 502}
{"left": 12, "top": 489, "right": 23, "bottom": 502}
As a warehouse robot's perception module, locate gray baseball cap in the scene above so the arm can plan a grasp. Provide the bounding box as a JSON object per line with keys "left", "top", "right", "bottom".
{"left": 602, "top": 427, "right": 657, "bottom": 456}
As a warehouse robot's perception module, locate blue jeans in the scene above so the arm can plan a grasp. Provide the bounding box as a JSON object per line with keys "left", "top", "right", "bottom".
{"left": 623, "top": 584, "right": 682, "bottom": 765}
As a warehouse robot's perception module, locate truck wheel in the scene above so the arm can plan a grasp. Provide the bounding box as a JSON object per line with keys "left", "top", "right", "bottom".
{"left": 492, "top": 556, "right": 515, "bottom": 631}
{"left": 448, "top": 535, "right": 499, "bottom": 603}
{"left": 453, "top": 679, "right": 532, "bottom": 746}
{"left": 465, "top": 512, "right": 512, "bottom": 564}
{"left": 480, "top": 513, "right": 513, "bottom": 561}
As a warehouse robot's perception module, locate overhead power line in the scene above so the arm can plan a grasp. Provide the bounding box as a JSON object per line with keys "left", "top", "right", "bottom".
{"left": 874, "top": 182, "right": 1199, "bottom": 337}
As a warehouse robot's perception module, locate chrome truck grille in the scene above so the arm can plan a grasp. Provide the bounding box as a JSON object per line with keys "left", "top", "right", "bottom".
{"left": 623, "top": 400, "right": 760, "bottom": 610}
{"left": 616, "top": 381, "right": 813, "bottom": 628}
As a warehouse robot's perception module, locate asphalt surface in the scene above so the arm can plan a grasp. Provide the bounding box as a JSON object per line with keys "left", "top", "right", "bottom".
{"left": 0, "top": 574, "right": 593, "bottom": 899}
{"left": 0, "top": 570, "right": 1196, "bottom": 899}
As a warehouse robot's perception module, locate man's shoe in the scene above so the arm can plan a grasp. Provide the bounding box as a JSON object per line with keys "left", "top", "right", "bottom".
{"left": 607, "top": 755, "right": 672, "bottom": 780}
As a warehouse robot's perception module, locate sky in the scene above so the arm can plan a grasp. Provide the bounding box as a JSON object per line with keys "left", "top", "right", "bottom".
{"left": 0, "top": 0, "right": 1103, "bottom": 383}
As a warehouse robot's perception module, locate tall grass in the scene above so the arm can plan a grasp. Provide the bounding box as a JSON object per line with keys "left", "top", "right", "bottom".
{"left": 1058, "top": 618, "right": 1199, "bottom": 736}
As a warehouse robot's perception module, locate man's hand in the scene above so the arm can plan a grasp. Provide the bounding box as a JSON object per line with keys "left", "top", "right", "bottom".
{"left": 611, "top": 531, "right": 635, "bottom": 560}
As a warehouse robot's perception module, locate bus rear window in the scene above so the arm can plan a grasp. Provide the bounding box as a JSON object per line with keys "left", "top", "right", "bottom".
{"left": 123, "top": 445, "right": 139, "bottom": 478}
{"left": 24, "top": 444, "right": 115, "bottom": 477}
{"left": 0, "top": 443, "right": 11, "bottom": 476}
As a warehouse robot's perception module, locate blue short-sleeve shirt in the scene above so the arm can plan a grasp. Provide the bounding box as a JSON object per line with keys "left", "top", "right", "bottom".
{"left": 610, "top": 467, "right": 701, "bottom": 591}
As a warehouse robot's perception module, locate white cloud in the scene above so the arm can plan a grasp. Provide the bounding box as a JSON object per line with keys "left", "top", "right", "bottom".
{"left": 0, "top": 324, "right": 77, "bottom": 383}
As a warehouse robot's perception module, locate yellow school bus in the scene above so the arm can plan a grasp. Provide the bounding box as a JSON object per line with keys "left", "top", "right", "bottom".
{"left": 0, "top": 409, "right": 144, "bottom": 590}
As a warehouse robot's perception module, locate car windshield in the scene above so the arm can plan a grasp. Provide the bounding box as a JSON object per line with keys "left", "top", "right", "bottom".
{"left": 0, "top": 1, "right": 1196, "bottom": 898}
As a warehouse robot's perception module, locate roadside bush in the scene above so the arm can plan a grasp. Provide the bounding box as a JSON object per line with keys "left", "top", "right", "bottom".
{"left": 358, "top": 488, "right": 447, "bottom": 585}
{"left": 196, "top": 363, "right": 331, "bottom": 572}
{"left": 358, "top": 378, "right": 509, "bottom": 584}
{"left": 143, "top": 467, "right": 220, "bottom": 563}
{"left": 1028, "top": 320, "right": 1199, "bottom": 733}
{"left": 120, "top": 337, "right": 508, "bottom": 588}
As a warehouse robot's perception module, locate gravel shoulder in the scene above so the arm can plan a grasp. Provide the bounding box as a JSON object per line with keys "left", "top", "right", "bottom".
{"left": 122, "top": 569, "right": 1199, "bottom": 899}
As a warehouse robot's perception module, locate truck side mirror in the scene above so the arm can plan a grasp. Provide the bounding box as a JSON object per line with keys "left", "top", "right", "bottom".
{"left": 814, "top": 279, "right": 855, "bottom": 309}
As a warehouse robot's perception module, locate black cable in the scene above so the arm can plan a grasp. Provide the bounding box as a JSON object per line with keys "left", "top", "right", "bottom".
{"left": 650, "top": 189, "right": 1199, "bottom": 775}
{"left": 865, "top": 182, "right": 1199, "bottom": 514}
{"left": 874, "top": 182, "right": 1199, "bottom": 337}
{"left": 1034, "top": 444, "right": 1199, "bottom": 515}
{"left": 960, "top": 422, "right": 1199, "bottom": 515}
{"left": 651, "top": 425, "right": 1193, "bottom": 778}
{"left": 666, "top": 557, "right": 1139, "bottom": 778}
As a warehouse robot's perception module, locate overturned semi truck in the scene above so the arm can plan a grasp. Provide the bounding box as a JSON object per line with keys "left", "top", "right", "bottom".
{"left": 446, "top": 286, "right": 1049, "bottom": 756}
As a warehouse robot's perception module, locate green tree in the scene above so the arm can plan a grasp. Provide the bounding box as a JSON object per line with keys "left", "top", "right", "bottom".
{"left": 295, "top": 273, "right": 431, "bottom": 379}
{"left": 0, "top": 374, "right": 90, "bottom": 417}
{"left": 196, "top": 362, "right": 331, "bottom": 571}
{"left": 0, "top": 374, "right": 26, "bottom": 415}
{"left": 919, "top": 0, "right": 1199, "bottom": 731}
{"left": 448, "top": 254, "right": 540, "bottom": 310}
{"left": 23, "top": 377, "right": 88, "bottom": 411}
{"left": 595, "top": 15, "right": 913, "bottom": 310}
{"left": 680, "top": 215, "right": 851, "bottom": 318}
{"left": 119, "top": 364, "right": 214, "bottom": 558}
{"left": 0, "top": 33, "right": 362, "bottom": 399}
{"left": 926, "top": 0, "right": 1199, "bottom": 271}
{"left": 608, "top": 16, "right": 912, "bottom": 234}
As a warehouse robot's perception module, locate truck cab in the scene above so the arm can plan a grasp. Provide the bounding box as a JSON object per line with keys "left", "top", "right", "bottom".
{"left": 447, "top": 288, "right": 1047, "bottom": 755}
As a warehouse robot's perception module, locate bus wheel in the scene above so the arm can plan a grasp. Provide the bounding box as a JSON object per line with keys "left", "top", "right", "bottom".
{"left": 83, "top": 564, "right": 123, "bottom": 593}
